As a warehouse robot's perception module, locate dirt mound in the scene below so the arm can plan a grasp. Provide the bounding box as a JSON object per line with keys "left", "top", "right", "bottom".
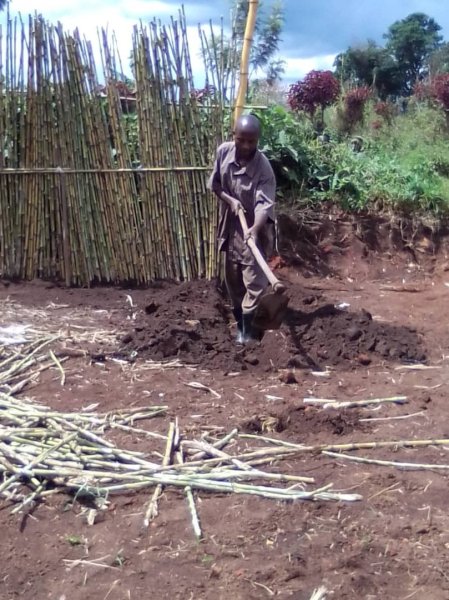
{"left": 278, "top": 406, "right": 368, "bottom": 438}
{"left": 120, "top": 280, "right": 239, "bottom": 369}
{"left": 240, "top": 406, "right": 365, "bottom": 438}
{"left": 284, "top": 302, "right": 426, "bottom": 368}
{"left": 119, "top": 280, "right": 426, "bottom": 371}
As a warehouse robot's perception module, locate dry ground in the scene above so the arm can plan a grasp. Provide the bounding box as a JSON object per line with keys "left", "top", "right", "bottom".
{"left": 1, "top": 247, "right": 449, "bottom": 599}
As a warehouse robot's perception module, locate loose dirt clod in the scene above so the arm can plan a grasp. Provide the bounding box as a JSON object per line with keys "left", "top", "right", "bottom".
{"left": 279, "top": 370, "right": 298, "bottom": 384}
{"left": 120, "top": 280, "right": 426, "bottom": 371}
{"left": 239, "top": 406, "right": 369, "bottom": 438}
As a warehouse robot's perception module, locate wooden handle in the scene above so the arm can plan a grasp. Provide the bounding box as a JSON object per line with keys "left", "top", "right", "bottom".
{"left": 237, "top": 209, "right": 285, "bottom": 293}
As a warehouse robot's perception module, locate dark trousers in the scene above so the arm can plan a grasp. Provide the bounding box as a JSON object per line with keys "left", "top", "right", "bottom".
{"left": 225, "top": 257, "right": 268, "bottom": 314}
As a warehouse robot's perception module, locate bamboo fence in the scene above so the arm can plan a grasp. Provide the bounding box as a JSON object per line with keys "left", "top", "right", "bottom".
{"left": 0, "top": 10, "right": 229, "bottom": 285}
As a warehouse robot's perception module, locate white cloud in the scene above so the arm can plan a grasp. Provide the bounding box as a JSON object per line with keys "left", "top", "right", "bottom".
{"left": 3, "top": 1, "right": 224, "bottom": 84}
{"left": 1, "top": 1, "right": 337, "bottom": 89}
{"left": 283, "top": 54, "right": 338, "bottom": 83}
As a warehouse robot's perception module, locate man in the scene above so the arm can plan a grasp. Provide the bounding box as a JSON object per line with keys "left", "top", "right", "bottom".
{"left": 208, "top": 114, "right": 276, "bottom": 344}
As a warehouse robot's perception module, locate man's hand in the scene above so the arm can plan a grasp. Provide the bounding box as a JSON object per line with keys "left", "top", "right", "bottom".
{"left": 220, "top": 192, "right": 244, "bottom": 216}
{"left": 245, "top": 211, "right": 267, "bottom": 242}
{"left": 227, "top": 196, "right": 244, "bottom": 216}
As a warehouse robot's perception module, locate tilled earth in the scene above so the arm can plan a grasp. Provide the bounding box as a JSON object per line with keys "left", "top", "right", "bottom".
{"left": 0, "top": 266, "right": 449, "bottom": 600}
{"left": 118, "top": 279, "right": 426, "bottom": 371}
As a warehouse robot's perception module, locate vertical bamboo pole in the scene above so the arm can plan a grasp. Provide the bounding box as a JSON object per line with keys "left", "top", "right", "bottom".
{"left": 233, "top": 0, "right": 258, "bottom": 125}
{"left": 57, "top": 167, "right": 72, "bottom": 286}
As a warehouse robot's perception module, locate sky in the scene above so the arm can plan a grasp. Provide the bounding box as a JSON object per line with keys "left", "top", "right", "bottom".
{"left": 2, "top": 0, "right": 449, "bottom": 85}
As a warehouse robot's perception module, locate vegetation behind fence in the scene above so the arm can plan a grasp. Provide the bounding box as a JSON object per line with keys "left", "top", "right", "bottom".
{"left": 0, "top": 11, "right": 227, "bottom": 285}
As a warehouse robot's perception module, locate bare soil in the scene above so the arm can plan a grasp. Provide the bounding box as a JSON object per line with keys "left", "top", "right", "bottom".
{"left": 2, "top": 212, "right": 449, "bottom": 600}
{"left": 118, "top": 279, "right": 425, "bottom": 372}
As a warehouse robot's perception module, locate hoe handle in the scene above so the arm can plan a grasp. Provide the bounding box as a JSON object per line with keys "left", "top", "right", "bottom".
{"left": 237, "top": 208, "right": 285, "bottom": 294}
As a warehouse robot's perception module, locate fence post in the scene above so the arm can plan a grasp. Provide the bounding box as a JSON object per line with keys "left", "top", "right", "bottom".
{"left": 57, "top": 167, "right": 72, "bottom": 286}
{"left": 233, "top": 0, "right": 259, "bottom": 125}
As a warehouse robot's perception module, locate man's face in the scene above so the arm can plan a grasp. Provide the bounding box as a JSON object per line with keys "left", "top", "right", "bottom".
{"left": 234, "top": 129, "right": 259, "bottom": 161}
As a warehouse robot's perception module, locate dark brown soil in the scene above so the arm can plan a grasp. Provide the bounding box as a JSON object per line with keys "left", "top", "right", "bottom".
{"left": 118, "top": 279, "right": 426, "bottom": 371}
{"left": 120, "top": 279, "right": 238, "bottom": 369}
{"left": 2, "top": 211, "right": 449, "bottom": 600}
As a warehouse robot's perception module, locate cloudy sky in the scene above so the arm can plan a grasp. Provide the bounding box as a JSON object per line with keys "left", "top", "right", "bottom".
{"left": 2, "top": 0, "right": 449, "bottom": 84}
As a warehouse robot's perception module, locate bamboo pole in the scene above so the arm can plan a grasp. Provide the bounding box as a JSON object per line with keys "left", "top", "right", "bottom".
{"left": 233, "top": 0, "right": 259, "bottom": 125}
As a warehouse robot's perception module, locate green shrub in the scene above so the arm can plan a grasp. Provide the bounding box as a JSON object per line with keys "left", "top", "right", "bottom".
{"left": 253, "top": 102, "right": 449, "bottom": 214}
{"left": 252, "top": 105, "right": 314, "bottom": 195}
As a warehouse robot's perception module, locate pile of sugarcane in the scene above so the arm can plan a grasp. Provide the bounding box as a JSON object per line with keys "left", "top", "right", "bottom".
{"left": 0, "top": 9, "right": 228, "bottom": 285}
{"left": 0, "top": 334, "right": 68, "bottom": 395}
{"left": 0, "top": 393, "right": 168, "bottom": 513}
{"left": 4, "top": 388, "right": 449, "bottom": 539}
{"left": 0, "top": 393, "right": 363, "bottom": 533}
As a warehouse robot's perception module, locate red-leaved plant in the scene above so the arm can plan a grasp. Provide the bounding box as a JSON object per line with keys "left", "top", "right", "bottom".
{"left": 345, "top": 87, "right": 371, "bottom": 119}
{"left": 433, "top": 74, "right": 449, "bottom": 111}
{"left": 338, "top": 86, "right": 371, "bottom": 134}
{"left": 413, "top": 76, "right": 449, "bottom": 127}
{"left": 287, "top": 70, "right": 340, "bottom": 120}
{"left": 374, "top": 101, "right": 395, "bottom": 126}
{"left": 413, "top": 80, "right": 434, "bottom": 102}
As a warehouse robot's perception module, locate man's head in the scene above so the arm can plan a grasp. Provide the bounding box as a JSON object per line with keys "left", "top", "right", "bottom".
{"left": 234, "top": 114, "right": 261, "bottom": 161}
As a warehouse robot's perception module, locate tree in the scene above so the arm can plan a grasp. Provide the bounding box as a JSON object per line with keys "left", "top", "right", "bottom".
{"left": 371, "top": 56, "right": 404, "bottom": 99}
{"left": 250, "top": 0, "right": 285, "bottom": 83}
{"left": 335, "top": 41, "right": 383, "bottom": 85}
{"left": 201, "top": 0, "right": 285, "bottom": 98}
{"left": 0, "top": 0, "right": 7, "bottom": 10}
{"left": 429, "top": 42, "right": 449, "bottom": 76}
{"left": 384, "top": 12, "right": 443, "bottom": 93}
{"left": 265, "top": 58, "right": 285, "bottom": 86}
{"left": 288, "top": 70, "right": 340, "bottom": 122}
{"left": 334, "top": 41, "right": 403, "bottom": 99}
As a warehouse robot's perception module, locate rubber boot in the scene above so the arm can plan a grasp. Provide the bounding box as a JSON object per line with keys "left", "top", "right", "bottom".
{"left": 242, "top": 312, "right": 257, "bottom": 344}
{"left": 232, "top": 308, "right": 244, "bottom": 344}
{"left": 242, "top": 312, "right": 263, "bottom": 344}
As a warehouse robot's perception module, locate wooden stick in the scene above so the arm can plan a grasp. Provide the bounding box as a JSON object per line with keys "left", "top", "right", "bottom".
{"left": 309, "top": 587, "right": 328, "bottom": 600}
{"left": 238, "top": 433, "right": 449, "bottom": 455}
{"left": 304, "top": 396, "right": 408, "bottom": 409}
{"left": 323, "top": 451, "right": 449, "bottom": 472}
{"left": 143, "top": 422, "right": 175, "bottom": 526}
{"left": 49, "top": 350, "right": 66, "bottom": 386}
{"left": 184, "top": 485, "right": 202, "bottom": 540}
{"left": 237, "top": 206, "right": 285, "bottom": 292}
{"left": 359, "top": 411, "right": 425, "bottom": 423}
{"left": 190, "top": 429, "right": 238, "bottom": 461}
{"left": 182, "top": 439, "right": 253, "bottom": 471}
